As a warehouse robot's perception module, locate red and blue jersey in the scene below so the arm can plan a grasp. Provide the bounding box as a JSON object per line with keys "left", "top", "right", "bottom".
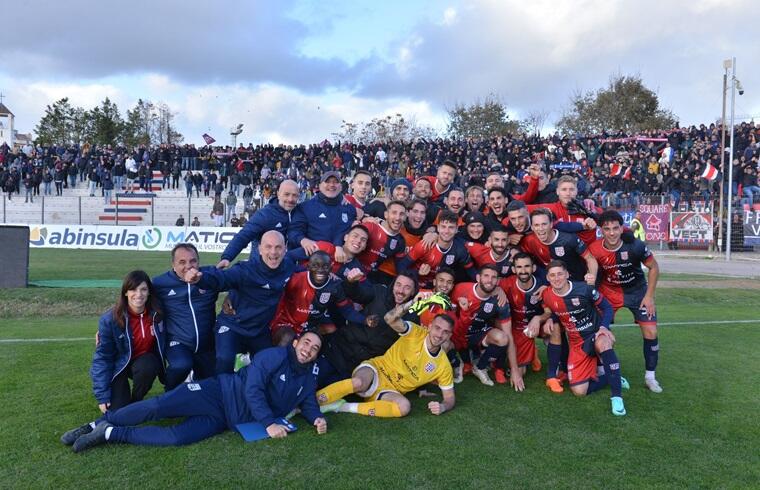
{"left": 465, "top": 241, "right": 513, "bottom": 277}
{"left": 451, "top": 282, "right": 511, "bottom": 350}
{"left": 289, "top": 241, "right": 367, "bottom": 281}
{"left": 357, "top": 221, "right": 406, "bottom": 276}
{"left": 540, "top": 282, "right": 610, "bottom": 349}
{"left": 270, "top": 271, "right": 362, "bottom": 335}
{"left": 500, "top": 274, "right": 547, "bottom": 330}
{"left": 520, "top": 230, "right": 590, "bottom": 281}
{"left": 402, "top": 239, "right": 474, "bottom": 287}
{"left": 588, "top": 238, "right": 654, "bottom": 309}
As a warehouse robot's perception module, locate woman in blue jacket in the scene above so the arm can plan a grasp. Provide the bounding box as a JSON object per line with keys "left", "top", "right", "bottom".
{"left": 90, "top": 270, "right": 166, "bottom": 414}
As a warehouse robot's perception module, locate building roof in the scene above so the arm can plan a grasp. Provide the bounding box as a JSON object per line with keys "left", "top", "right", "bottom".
{"left": 0, "top": 103, "right": 13, "bottom": 116}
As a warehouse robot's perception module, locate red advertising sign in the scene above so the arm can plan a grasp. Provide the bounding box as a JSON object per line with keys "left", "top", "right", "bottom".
{"left": 639, "top": 204, "right": 670, "bottom": 241}
{"left": 669, "top": 212, "right": 714, "bottom": 242}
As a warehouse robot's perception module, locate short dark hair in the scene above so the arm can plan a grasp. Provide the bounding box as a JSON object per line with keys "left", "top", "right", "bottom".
{"left": 352, "top": 170, "right": 372, "bottom": 181}
{"left": 386, "top": 200, "right": 407, "bottom": 212}
{"left": 488, "top": 186, "right": 507, "bottom": 198}
{"left": 478, "top": 263, "right": 500, "bottom": 275}
{"left": 171, "top": 243, "right": 198, "bottom": 261}
{"left": 432, "top": 313, "right": 455, "bottom": 330}
{"left": 407, "top": 198, "right": 427, "bottom": 211}
{"left": 598, "top": 210, "right": 624, "bottom": 226}
{"left": 440, "top": 160, "right": 458, "bottom": 172}
{"left": 438, "top": 210, "right": 459, "bottom": 225}
{"left": 435, "top": 266, "right": 456, "bottom": 278}
{"left": 506, "top": 200, "right": 526, "bottom": 213}
{"left": 546, "top": 259, "right": 567, "bottom": 272}
{"left": 530, "top": 207, "right": 554, "bottom": 222}
{"left": 348, "top": 224, "right": 370, "bottom": 237}
{"left": 511, "top": 252, "right": 534, "bottom": 265}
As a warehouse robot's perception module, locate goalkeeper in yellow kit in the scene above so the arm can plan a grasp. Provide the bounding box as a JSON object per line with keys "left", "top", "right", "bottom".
{"left": 317, "top": 295, "right": 456, "bottom": 418}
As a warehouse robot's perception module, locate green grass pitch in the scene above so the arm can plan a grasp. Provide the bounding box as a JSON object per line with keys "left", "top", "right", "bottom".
{"left": 0, "top": 249, "right": 758, "bottom": 488}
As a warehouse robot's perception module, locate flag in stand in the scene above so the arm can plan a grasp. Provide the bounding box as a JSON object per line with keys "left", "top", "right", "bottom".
{"left": 610, "top": 163, "right": 623, "bottom": 177}
{"left": 202, "top": 133, "right": 216, "bottom": 145}
{"left": 701, "top": 163, "right": 719, "bottom": 181}
{"left": 623, "top": 166, "right": 632, "bottom": 180}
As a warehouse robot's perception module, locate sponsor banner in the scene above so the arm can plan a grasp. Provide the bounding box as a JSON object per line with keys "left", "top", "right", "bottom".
{"left": 639, "top": 204, "right": 671, "bottom": 241}
{"left": 10, "top": 224, "right": 251, "bottom": 253}
{"left": 744, "top": 210, "right": 760, "bottom": 246}
{"left": 669, "top": 212, "right": 713, "bottom": 242}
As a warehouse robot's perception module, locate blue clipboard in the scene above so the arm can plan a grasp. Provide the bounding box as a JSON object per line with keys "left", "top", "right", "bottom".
{"left": 236, "top": 418, "right": 297, "bottom": 442}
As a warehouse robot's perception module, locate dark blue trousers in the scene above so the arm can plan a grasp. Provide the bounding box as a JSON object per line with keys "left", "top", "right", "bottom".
{"left": 215, "top": 321, "right": 272, "bottom": 374}
{"left": 165, "top": 342, "right": 216, "bottom": 390}
{"left": 103, "top": 378, "right": 227, "bottom": 446}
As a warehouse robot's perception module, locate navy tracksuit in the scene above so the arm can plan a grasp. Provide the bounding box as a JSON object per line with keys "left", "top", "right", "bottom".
{"left": 101, "top": 345, "right": 322, "bottom": 446}
{"left": 152, "top": 268, "right": 219, "bottom": 389}
{"left": 195, "top": 252, "right": 296, "bottom": 373}
{"left": 287, "top": 192, "right": 356, "bottom": 248}
{"left": 221, "top": 200, "right": 293, "bottom": 261}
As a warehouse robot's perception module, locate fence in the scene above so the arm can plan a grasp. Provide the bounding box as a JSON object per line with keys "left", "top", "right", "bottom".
{"left": 1, "top": 193, "right": 267, "bottom": 228}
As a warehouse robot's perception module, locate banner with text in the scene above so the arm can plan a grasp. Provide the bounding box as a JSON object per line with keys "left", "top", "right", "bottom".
{"left": 13, "top": 224, "right": 251, "bottom": 253}
{"left": 639, "top": 203, "right": 671, "bottom": 241}
{"left": 669, "top": 212, "right": 713, "bottom": 242}
{"left": 744, "top": 210, "right": 760, "bottom": 246}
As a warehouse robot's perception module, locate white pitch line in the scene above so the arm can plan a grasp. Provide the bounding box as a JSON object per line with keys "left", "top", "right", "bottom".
{"left": 1, "top": 319, "right": 760, "bottom": 343}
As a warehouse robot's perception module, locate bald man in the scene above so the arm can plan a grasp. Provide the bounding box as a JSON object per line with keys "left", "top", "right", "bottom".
{"left": 217, "top": 180, "right": 300, "bottom": 269}
{"left": 186, "top": 231, "right": 297, "bottom": 373}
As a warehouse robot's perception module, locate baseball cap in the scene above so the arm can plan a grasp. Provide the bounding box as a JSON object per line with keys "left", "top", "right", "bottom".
{"left": 320, "top": 171, "right": 341, "bottom": 183}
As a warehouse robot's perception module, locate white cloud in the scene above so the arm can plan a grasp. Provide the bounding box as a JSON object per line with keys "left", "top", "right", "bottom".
{"left": 441, "top": 7, "right": 458, "bottom": 25}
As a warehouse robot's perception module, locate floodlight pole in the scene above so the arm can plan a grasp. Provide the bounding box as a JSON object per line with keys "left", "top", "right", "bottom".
{"left": 726, "top": 57, "right": 736, "bottom": 261}
{"left": 717, "top": 61, "right": 729, "bottom": 253}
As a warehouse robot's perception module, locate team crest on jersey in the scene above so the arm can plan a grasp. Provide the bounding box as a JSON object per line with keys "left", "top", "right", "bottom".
{"left": 501, "top": 266, "right": 509, "bottom": 275}
{"left": 529, "top": 294, "right": 540, "bottom": 304}
{"left": 554, "top": 246, "right": 565, "bottom": 257}
{"left": 390, "top": 239, "right": 397, "bottom": 249}
{"left": 424, "top": 362, "right": 435, "bottom": 373}
{"left": 571, "top": 298, "right": 580, "bottom": 306}
{"left": 483, "top": 302, "right": 494, "bottom": 313}
{"left": 445, "top": 255, "right": 455, "bottom": 265}
{"left": 341, "top": 213, "right": 349, "bottom": 223}
{"left": 198, "top": 289, "right": 206, "bottom": 294}
{"left": 621, "top": 251, "right": 628, "bottom": 260}
{"left": 319, "top": 292, "right": 331, "bottom": 304}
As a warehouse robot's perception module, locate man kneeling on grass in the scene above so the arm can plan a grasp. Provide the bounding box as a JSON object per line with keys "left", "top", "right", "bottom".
{"left": 61, "top": 332, "right": 327, "bottom": 452}
{"left": 317, "top": 300, "right": 456, "bottom": 418}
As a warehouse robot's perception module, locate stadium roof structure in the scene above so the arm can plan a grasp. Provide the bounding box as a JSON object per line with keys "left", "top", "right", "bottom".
{"left": 0, "top": 103, "right": 13, "bottom": 116}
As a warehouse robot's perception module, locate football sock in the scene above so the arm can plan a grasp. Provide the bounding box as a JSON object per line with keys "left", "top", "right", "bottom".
{"left": 345, "top": 401, "right": 402, "bottom": 418}
{"left": 316, "top": 379, "right": 354, "bottom": 405}
{"left": 477, "top": 345, "right": 503, "bottom": 369}
{"left": 599, "top": 349, "right": 622, "bottom": 398}
{"left": 560, "top": 335, "right": 569, "bottom": 372}
{"left": 645, "top": 370, "right": 656, "bottom": 381}
{"left": 104, "top": 426, "right": 113, "bottom": 441}
{"left": 643, "top": 337, "right": 659, "bottom": 372}
{"left": 447, "top": 349, "right": 460, "bottom": 368}
{"left": 546, "top": 343, "right": 561, "bottom": 378}
{"left": 587, "top": 373, "right": 609, "bottom": 394}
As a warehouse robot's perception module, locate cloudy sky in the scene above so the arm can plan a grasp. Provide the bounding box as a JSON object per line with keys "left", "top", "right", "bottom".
{"left": 1, "top": 0, "right": 758, "bottom": 145}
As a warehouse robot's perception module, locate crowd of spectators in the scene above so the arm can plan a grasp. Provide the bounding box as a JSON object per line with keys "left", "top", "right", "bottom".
{"left": 1, "top": 122, "right": 759, "bottom": 211}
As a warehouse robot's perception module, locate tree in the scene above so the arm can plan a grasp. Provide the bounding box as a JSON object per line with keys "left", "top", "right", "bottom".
{"left": 522, "top": 110, "right": 550, "bottom": 137}
{"left": 152, "top": 102, "right": 183, "bottom": 145}
{"left": 446, "top": 94, "right": 521, "bottom": 139}
{"left": 90, "top": 97, "right": 124, "bottom": 146}
{"left": 124, "top": 99, "right": 155, "bottom": 148}
{"left": 34, "top": 98, "right": 77, "bottom": 145}
{"left": 333, "top": 113, "right": 438, "bottom": 142}
{"left": 557, "top": 74, "right": 678, "bottom": 135}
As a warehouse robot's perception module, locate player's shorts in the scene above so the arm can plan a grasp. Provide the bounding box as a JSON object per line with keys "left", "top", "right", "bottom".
{"left": 511, "top": 327, "right": 535, "bottom": 367}
{"left": 353, "top": 361, "right": 400, "bottom": 402}
{"left": 608, "top": 285, "right": 658, "bottom": 326}
{"left": 466, "top": 328, "right": 492, "bottom": 352}
{"left": 567, "top": 335, "right": 598, "bottom": 386}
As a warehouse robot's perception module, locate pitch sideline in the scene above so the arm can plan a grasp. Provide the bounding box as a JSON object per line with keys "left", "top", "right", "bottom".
{"left": 1, "top": 319, "right": 760, "bottom": 344}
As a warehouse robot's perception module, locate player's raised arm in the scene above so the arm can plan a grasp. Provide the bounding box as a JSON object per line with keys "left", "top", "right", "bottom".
{"left": 383, "top": 299, "right": 415, "bottom": 333}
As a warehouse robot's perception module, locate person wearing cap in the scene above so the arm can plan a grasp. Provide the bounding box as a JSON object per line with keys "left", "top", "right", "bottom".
{"left": 216, "top": 179, "right": 300, "bottom": 269}
{"left": 364, "top": 178, "right": 412, "bottom": 219}
{"left": 288, "top": 171, "right": 357, "bottom": 263}
{"left": 459, "top": 211, "right": 488, "bottom": 244}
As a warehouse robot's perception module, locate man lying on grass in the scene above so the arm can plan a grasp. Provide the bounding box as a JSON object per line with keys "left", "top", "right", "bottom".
{"left": 62, "top": 332, "right": 327, "bottom": 452}
{"left": 317, "top": 299, "right": 456, "bottom": 418}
